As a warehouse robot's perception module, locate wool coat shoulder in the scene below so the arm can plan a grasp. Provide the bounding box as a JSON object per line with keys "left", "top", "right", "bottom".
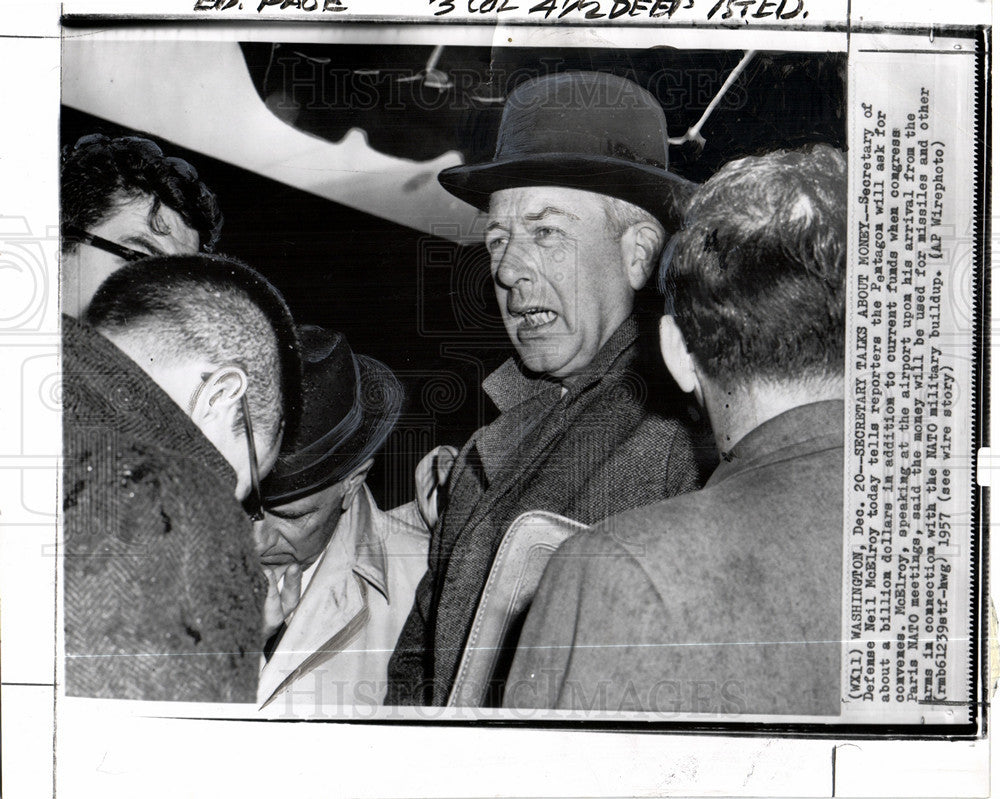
{"left": 504, "top": 401, "right": 845, "bottom": 716}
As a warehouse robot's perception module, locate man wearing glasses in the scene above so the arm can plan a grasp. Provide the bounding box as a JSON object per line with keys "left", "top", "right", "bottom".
{"left": 60, "top": 133, "right": 223, "bottom": 317}
{"left": 62, "top": 254, "right": 301, "bottom": 703}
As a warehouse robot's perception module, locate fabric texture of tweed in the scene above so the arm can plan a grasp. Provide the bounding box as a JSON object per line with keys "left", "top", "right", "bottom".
{"left": 62, "top": 314, "right": 266, "bottom": 703}
{"left": 386, "top": 317, "right": 714, "bottom": 705}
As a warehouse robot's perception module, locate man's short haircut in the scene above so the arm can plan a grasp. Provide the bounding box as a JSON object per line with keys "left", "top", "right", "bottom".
{"left": 85, "top": 254, "right": 302, "bottom": 446}
{"left": 61, "top": 134, "right": 223, "bottom": 253}
{"left": 660, "top": 143, "right": 847, "bottom": 385}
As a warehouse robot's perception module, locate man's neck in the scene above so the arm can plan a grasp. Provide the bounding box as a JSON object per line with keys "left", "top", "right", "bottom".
{"left": 703, "top": 374, "right": 844, "bottom": 454}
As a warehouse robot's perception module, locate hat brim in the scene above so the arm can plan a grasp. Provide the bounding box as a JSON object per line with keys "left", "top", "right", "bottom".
{"left": 261, "top": 355, "right": 403, "bottom": 507}
{"left": 439, "top": 154, "right": 695, "bottom": 233}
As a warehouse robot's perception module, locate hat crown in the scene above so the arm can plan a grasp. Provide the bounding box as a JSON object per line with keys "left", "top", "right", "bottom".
{"left": 495, "top": 72, "right": 670, "bottom": 170}
{"left": 262, "top": 326, "right": 362, "bottom": 495}
{"left": 261, "top": 326, "right": 404, "bottom": 505}
{"left": 302, "top": 327, "right": 357, "bottom": 429}
{"left": 437, "top": 70, "right": 694, "bottom": 232}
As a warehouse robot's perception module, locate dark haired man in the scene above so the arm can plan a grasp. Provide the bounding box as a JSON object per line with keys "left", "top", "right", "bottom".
{"left": 63, "top": 254, "right": 301, "bottom": 703}
{"left": 505, "top": 144, "right": 847, "bottom": 715}
{"left": 60, "top": 133, "right": 223, "bottom": 317}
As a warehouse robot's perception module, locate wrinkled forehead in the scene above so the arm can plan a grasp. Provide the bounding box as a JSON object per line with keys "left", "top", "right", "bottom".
{"left": 486, "top": 185, "right": 611, "bottom": 224}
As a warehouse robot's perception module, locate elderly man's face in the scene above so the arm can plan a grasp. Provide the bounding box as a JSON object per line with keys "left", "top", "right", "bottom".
{"left": 254, "top": 481, "right": 347, "bottom": 569}
{"left": 486, "top": 186, "right": 635, "bottom": 379}
{"left": 62, "top": 192, "right": 200, "bottom": 318}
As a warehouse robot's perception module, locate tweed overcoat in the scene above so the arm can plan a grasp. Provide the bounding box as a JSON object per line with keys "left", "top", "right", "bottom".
{"left": 62, "top": 315, "right": 266, "bottom": 702}
{"left": 386, "top": 318, "right": 712, "bottom": 705}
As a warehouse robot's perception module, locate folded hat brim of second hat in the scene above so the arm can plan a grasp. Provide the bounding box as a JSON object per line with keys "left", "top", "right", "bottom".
{"left": 439, "top": 153, "right": 696, "bottom": 233}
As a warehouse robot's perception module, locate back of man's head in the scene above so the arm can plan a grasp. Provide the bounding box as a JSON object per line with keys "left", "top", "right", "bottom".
{"left": 84, "top": 254, "right": 301, "bottom": 447}
{"left": 661, "top": 143, "right": 846, "bottom": 386}
{"left": 61, "top": 134, "right": 223, "bottom": 254}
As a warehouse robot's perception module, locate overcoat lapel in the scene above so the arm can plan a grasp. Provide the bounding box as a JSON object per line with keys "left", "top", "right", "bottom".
{"left": 256, "top": 536, "right": 367, "bottom": 706}
{"left": 426, "top": 321, "right": 662, "bottom": 703}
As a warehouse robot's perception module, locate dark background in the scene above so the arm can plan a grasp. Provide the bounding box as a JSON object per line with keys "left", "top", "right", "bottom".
{"left": 62, "top": 45, "right": 846, "bottom": 506}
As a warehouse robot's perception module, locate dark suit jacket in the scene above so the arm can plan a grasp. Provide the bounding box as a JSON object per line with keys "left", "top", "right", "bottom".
{"left": 504, "top": 400, "right": 844, "bottom": 716}
{"left": 63, "top": 315, "right": 265, "bottom": 702}
{"left": 386, "top": 318, "right": 712, "bottom": 705}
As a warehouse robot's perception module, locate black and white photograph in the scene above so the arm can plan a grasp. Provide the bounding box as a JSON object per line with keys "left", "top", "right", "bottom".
{"left": 59, "top": 31, "right": 859, "bottom": 715}
{"left": 0, "top": 1, "right": 992, "bottom": 795}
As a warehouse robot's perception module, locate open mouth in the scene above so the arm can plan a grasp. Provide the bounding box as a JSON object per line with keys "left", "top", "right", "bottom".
{"left": 514, "top": 308, "right": 558, "bottom": 329}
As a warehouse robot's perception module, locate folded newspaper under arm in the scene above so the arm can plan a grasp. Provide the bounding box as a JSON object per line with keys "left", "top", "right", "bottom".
{"left": 447, "top": 511, "right": 590, "bottom": 709}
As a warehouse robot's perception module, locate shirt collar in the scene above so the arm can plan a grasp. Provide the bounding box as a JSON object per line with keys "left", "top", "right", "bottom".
{"left": 708, "top": 399, "right": 844, "bottom": 486}
{"left": 481, "top": 316, "right": 641, "bottom": 412}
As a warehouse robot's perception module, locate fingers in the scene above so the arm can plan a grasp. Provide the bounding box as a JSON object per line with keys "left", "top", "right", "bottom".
{"left": 417, "top": 486, "right": 439, "bottom": 532}
{"left": 261, "top": 567, "right": 286, "bottom": 638}
{"left": 415, "top": 445, "right": 460, "bottom": 531}
{"left": 415, "top": 448, "right": 439, "bottom": 495}
{"left": 281, "top": 564, "right": 302, "bottom": 615}
{"left": 416, "top": 446, "right": 445, "bottom": 530}
{"left": 435, "top": 446, "right": 458, "bottom": 485}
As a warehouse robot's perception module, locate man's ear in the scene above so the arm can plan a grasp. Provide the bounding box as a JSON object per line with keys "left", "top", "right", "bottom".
{"left": 659, "top": 316, "right": 702, "bottom": 401}
{"left": 621, "top": 223, "right": 663, "bottom": 291}
{"left": 189, "top": 365, "right": 248, "bottom": 429}
{"left": 340, "top": 458, "right": 375, "bottom": 511}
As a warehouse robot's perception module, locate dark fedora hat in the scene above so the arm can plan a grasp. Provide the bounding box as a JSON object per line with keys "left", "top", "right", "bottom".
{"left": 438, "top": 71, "right": 694, "bottom": 231}
{"left": 261, "top": 325, "right": 403, "bottom": 506}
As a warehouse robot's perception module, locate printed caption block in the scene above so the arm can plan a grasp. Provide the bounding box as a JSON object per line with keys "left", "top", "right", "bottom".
{"left": 843, "top": 44, "right": 979, "bottom": 724}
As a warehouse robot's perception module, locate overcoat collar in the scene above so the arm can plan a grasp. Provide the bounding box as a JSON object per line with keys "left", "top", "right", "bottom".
{"left": 708, "top": 400, "right": 844, "bottom": 487}
{"left": 351, "top": 486, "right": 390, "bottom": 602}
{"left": 458, "top": 316, "right": 642, "bottom": 525}
{"left": 62, "top": 314, "right": 237, "bottom": 489}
